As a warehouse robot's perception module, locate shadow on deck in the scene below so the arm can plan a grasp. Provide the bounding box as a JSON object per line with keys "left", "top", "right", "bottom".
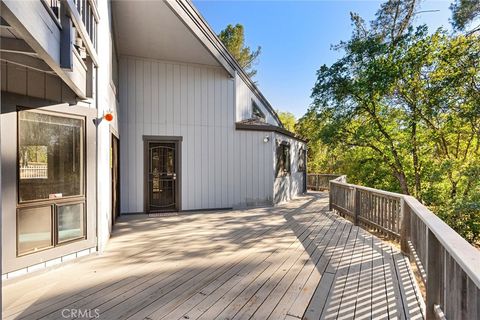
{"left": 2, "top": 192, "right": 424, "bottom": 320}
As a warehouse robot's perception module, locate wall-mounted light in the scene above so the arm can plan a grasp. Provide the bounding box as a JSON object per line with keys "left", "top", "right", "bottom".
{"left": 93, "top": 110, "right": 114, "bottom": 126}
{"left": 263, "top": 135, "right": 270, "bottom": 143}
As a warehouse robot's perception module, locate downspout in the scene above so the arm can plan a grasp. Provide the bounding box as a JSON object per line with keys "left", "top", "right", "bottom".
{"left": 95, "top": 65, "right": 99, "bottom": 252}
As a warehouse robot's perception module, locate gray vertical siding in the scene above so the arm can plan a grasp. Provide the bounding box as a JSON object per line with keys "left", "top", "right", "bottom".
{"left": 119, "top": 56, "right": 274, "bottom": 212}
{"left": 0, "top": 61, "right": 77, "bottom": 104}
{"left": 235, "top": 73, "right": 279, "bottom": 126}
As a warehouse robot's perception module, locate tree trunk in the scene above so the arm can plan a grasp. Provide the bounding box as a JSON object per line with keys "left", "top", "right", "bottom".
{"left": 397, "top": 171, "right": 410, "bottom": 195}
{"left": 411, "top": 114, "right": 421, "bottom": 198}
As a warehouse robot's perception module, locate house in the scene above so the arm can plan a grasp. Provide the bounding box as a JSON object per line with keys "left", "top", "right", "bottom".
{"left": 0, "top": 0, "right": 306, "bottom": 280}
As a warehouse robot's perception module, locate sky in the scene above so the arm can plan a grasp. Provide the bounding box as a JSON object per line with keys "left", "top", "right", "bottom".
{"left": 194, "top": 0, "right": 454, "bottom": 118}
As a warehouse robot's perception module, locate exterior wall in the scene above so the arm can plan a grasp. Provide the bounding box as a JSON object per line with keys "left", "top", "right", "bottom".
{"left": 235, "top": 73, "right": 279, "bottom": 126}
{"left": 119, "top": 56, "right": 274, "bottom": 212}
{"left": 273, "top": 133, "right": 306, "bottom": 204}
{"left": 94, "top": 0, "right": 120, "bottom": 253}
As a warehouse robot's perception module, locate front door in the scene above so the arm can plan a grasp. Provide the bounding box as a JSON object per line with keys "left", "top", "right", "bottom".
{"left": 146, "top": 141, "right": 177, "bottom": 212}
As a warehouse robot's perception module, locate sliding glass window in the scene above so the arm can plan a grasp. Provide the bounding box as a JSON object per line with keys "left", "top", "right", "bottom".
{"left": 17, "top": 110, "right": 86, "bottom": 255}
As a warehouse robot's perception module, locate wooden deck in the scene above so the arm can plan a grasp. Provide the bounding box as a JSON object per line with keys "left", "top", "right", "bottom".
{"left": 2, "top": 192, "right": 425, "bottom": 320}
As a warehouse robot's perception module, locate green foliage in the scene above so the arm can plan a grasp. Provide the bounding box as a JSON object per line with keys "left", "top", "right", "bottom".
{"left": 298, "top": 1, "right": 480, "bottom": 245}
{"left": 450, "top": 0, "right": 480, "bottom": 31}
{"left": 277, "top": 111, "right": 296, "bottom": 132}
{"left": 218, "top": 24, "right": 261, "bottom": 79}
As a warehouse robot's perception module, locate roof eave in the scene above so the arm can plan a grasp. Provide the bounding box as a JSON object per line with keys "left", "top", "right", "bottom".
{"left": 167, "top": 0, "right": 284, "bottom": 127}
{"left": 235, "top": 122, "right": 307, "bottom": 143}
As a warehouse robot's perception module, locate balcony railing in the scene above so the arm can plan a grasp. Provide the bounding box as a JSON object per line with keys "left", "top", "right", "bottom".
{"left": 72, "top": 0, "right": 97, "bottom": 49}
{"left": 308, "top": 174, "right": 480, "bottom": 320}
{"left": 42, "top": 0, "right": 98, "bottom": 53}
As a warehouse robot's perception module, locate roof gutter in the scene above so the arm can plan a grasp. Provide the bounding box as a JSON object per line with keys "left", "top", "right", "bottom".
{"left": 235, "top": 122, "right": 307, "bottom": 143}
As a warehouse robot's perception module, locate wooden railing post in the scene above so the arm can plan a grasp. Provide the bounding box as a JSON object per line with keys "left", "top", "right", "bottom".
{"left": 400, "top": 198, "right": 410, "bottom": 255}
{"left": 329, "top": 181, "right": 333, "bottom": 211}
{"left": 426, "top": 230, "right": 443, "bottom": 320}
{"left": 354, "top": 187, "right": 360, "bottom": 226}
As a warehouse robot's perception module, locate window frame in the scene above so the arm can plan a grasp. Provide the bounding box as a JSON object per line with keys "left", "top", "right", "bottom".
{"left": 56, "top": 201, "right": 87, "bottom": 245}
{"left": 16, "top": 204, "right": 55, "bottom": 256}
{"left": 298, "top": 146, "right": 306, "bottom": 172}
{"left": 16, "top": 108, "right": 87, "bottom": 256}
{"left": 17, "top": 108, "right": 86, "bottom": 205}
{"left": 276, "top": 141, "right": 291, "bottom": 177}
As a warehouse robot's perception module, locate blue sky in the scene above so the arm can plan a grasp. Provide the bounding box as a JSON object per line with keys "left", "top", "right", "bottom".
{"left": 194, "top": 0, "right": 453, "bottom": 118}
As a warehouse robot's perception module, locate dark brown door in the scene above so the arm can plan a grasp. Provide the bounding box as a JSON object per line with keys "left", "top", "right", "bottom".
{"left": 147, "top": 142, "right": 177, "bottom": 212}
{"left": 111, "top": 135, "right": 120, "bottom": 225}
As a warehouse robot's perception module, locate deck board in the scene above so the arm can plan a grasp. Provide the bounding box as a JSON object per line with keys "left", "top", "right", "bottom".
{"left": 2, "top": 192, "right": 424, "bottom": 320}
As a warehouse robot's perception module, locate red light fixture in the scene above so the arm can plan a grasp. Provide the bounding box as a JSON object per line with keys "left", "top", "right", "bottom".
{"left": 104, "top": 112, "right": 114, "bottom": 122}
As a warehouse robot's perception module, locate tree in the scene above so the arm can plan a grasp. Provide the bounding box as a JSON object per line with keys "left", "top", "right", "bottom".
{"left": 297, "top": 0, "right": 480, "bottom": 244}
{"left": 277, "top": 111, "right": 296, "bottom": 132}
{"left": 450, "top": 0, "right": 480, "bottom": 32}
{"left": 218, "top": 24, "right": 261, "bottom": 79}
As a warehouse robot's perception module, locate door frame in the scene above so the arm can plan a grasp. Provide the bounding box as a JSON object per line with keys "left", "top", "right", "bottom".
{"left": 111, "top": 133, "right": 120, "bottom": 225}
{"left": 143, "top": 135, "right": 182, "bottom": 213}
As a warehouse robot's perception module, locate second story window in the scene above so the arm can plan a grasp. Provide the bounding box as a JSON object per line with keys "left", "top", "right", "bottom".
{"left": 252, "top": 100, "right": 266, "bottom": 122}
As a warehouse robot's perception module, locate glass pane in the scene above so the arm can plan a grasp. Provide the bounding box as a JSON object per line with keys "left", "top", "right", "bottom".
{"left": 18, "top": 206, "right": 52, "bottom": 255}
{"left": 57, "top": 203, "right": 85, "bottom": 243}
{"left": 18, "top": 111, "right": 84, "bottom": 202}
{"left": 252, "top": 102, "right": 265, "bottom": 121}
{"left": 19, "top": 146, "right": 48, "bottom": 179}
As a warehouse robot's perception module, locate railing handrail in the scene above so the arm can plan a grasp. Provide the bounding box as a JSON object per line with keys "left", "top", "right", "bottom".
{"left": 326, "top": 177, "right": 480, "bottom": 319}
{"left": 306, "top": 173, "right": 346, "bottom": 191}
{"left": 330, "top": 179, "right": 403, "bottom": 199}
{"left": 307, "top": 173, "right": 343, "bottom": 177}
{"left": 403, "top": 195, "right": 480, "bottom": 288}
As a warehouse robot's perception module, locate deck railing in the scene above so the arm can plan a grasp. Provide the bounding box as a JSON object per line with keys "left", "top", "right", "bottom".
{"left": 306, "top": 173, "right": 344, "bottom": 190}
{"left": 321, "top": 176, "right": 480, "bottom": 320}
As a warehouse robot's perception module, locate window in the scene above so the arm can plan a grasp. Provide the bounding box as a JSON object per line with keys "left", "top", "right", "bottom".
{"left": 298, "top": 147, "right": 306, "bottom": 172}
{"left": 17, "top": 206, "right": 53, "bottom": 255}
{"left": 18, "top": 111, "right": 84, "bottom": 202}
{"left": 252, "top": 100, "right": 266, "bottom": 122}
{"left": 57, "top": 203, "right": 85, "bottom": 243}
{"left": 17, "top": 110, "right": 86, "bottom": 255}
{"left": 276, "top": 142, "right": 291, "bottom": 177}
